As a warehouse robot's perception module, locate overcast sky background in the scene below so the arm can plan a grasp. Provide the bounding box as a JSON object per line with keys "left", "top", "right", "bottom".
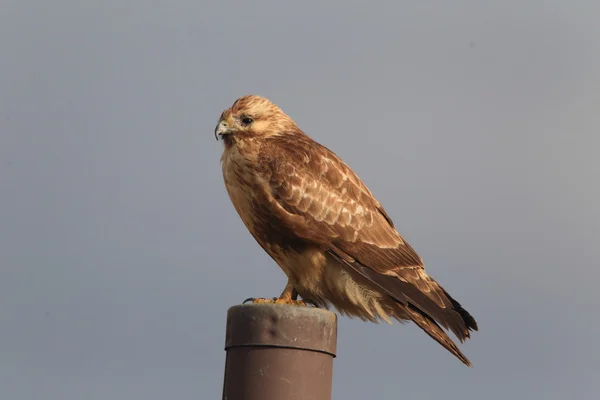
{"left": 1, "top": 1, "right": 599, "bottom": 399}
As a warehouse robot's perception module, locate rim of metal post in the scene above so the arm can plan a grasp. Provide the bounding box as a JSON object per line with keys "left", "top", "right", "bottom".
{"left": 225, "top": 303, "right": 338, "bottom": 357}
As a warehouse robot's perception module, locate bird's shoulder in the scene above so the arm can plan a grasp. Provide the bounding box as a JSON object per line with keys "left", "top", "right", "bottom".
{"left": 257, "top": 133, "right": 366, "bottom": 193}
{"left": 255, "top": 133, "right": 397, "bottom": 234}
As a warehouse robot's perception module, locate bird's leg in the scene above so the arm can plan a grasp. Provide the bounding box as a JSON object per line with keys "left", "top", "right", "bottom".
{"left": 274, "top": 282, "right": 306, "bottom": 305}
{"left": 243, "top": 280, "right": 308, "bottom": 306}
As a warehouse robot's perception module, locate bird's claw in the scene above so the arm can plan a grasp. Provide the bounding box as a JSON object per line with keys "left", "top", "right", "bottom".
{"left": 242, "top": 297, "right": 277, "bottom": 304}
{"left": 241, "top": 297, "right": 315, "bottom": 307}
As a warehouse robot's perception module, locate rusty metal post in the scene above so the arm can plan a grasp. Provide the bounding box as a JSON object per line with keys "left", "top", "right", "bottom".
{"left": 222, "top": 304, "right": 338, "bottom": 400}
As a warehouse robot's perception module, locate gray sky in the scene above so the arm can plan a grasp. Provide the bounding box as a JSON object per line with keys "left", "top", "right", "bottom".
{"left": 1, "top": 1, "right": 599, "bottom": 399}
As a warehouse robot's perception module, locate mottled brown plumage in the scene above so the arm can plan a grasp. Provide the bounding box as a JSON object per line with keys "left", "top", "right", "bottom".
{"left": 215, "top": 95, "right": 478, "bottom": 366}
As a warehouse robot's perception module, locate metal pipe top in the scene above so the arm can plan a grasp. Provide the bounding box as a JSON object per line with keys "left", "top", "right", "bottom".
{"left": 225, "top": 304, "right": 338, "bottom": 357}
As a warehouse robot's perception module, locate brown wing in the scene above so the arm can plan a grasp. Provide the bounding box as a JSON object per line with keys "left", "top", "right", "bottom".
{"left": 260, "top": 133, "right": 477, "bottom": 341}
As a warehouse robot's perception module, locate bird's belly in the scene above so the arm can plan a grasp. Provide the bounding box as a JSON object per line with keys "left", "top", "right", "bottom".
{"left": 271, "top": 246, "right": 328, "bottom": 289}
{"left": 288, "top": 249, "right": 399, "bottom": 322}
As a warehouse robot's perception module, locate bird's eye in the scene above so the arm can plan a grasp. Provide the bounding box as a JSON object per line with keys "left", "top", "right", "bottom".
{"left": 241, "top": 116, "right": 253, "bottom": 126}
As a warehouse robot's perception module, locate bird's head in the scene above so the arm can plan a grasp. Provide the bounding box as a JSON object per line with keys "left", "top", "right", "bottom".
{"left": 215, "top": 95, "right": 299, "bottom": 146}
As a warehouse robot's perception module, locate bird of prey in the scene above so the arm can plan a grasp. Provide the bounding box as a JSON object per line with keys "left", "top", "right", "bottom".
{"left": 215, "top": 95, "right": 478, "bottom": 366}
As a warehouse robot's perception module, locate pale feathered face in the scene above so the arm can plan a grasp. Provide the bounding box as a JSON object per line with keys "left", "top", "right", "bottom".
{"left": 214, "top": 95, "right": 299, "bottom": 146}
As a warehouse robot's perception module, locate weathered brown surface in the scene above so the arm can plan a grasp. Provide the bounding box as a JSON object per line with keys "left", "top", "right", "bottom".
{"left": 222, "top": 304, "right": 337, "bottom": 400}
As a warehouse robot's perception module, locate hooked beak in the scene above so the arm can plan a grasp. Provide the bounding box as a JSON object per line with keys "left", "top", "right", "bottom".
{"left": 214, "top": 120, "right": 233, "bottom": 141}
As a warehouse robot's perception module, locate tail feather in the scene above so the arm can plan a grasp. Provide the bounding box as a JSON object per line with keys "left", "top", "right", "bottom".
{"left": 405, "top": 304, "right": 473, "bottom": 367}
{"left": 439, "top": 285, "right": 479, "bottom": 333}
{"left": 328, "top": 248, "right": 477, "bottom": 365}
